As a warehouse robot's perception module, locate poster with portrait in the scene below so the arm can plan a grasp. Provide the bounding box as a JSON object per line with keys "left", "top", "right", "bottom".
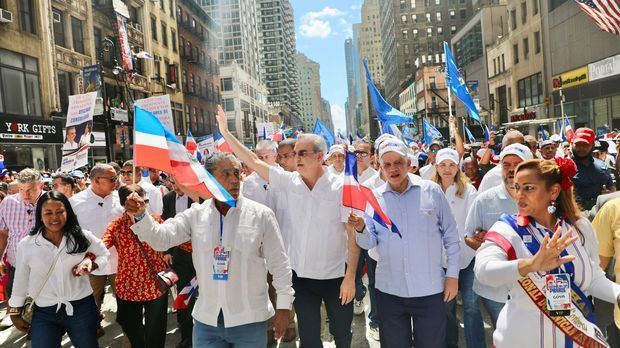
{"left": 197, "top": 134, "right": 215, "bottom": 160}
{"left": 134, "top": 95, "right": 175, "bottom": 133}
{"left": 61, "top": 92, "right": 97, "bottom": 171}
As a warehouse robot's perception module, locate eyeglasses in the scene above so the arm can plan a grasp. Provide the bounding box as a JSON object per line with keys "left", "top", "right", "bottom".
{"left": 429, "top": 148, "right": 439, "bottom": 153}
{"left": 295, "top": 150, "right": 317, "bottom": 158}
{"left": 120, "top": 170, "right": 134, "bottom": 175}
{"left": 97, "top": 176, "right": 118, "bottom": 182}
{"left": 354, "top": 151, "right": 370, "bottom": 158}
{"left": 277, "top": 152, "right": 295, "bottom": 160}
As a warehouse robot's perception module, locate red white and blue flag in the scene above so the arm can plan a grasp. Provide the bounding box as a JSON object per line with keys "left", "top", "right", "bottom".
{"left": 173, "top": 276, "right": 199, "bottom": 310}
{"left": 342, "top": 152, "right": 400, "bottom": 237}
{"left": 564, "top": 115, "right": 575, "bottom": 142}
{"left": 185, "top": 131, "right": 202, "bottom": 163}
{"left": 214, "top": 132, "right": 233, "bottom": 153}
{"left": 272, "top": 123, "right": 286, "bottom": 142}
{"left": 134, "top": 107, "right": 236, "bottom": 206}
{"left": 575, "top": 0, "right": 620, "bottom": 35}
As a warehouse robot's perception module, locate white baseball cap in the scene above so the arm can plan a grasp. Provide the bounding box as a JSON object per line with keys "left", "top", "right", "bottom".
{"left": 374, "top": 134, "right": 399, "bottom": 150}
{"left": 500, "top": 143, "right": 533, "bottom": 162}
{"left": 327, "top": 145, "right": 345, "bottom": 158}
{"left": 435, "top": 148, "right": 459, "bottom": 165}
{"left": 378, "top": 139, "right": 408, "bottom": 158}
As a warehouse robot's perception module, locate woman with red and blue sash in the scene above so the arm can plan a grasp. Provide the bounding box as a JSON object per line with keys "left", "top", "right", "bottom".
{"left": 474, "top": 158, "right": 620, "bottom": 347}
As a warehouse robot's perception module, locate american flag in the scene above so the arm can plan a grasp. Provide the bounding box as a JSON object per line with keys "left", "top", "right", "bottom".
{"left": 575, "top": 0, "right": 620, "bottom": 35}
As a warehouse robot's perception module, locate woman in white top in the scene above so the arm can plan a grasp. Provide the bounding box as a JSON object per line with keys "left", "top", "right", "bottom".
{"left": 8, "top": 191, "right": 109, "bottom": 347}
{"left": 79, "top": 121, "right": 93, "bottom": 147}
{"left": 432, "top": 148, "right": 481, "bottom": 348}
{"left": 475, "top": 158, "right": 620, "bottom": 347}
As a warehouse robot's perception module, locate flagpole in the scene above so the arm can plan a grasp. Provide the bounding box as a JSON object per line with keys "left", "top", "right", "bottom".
{"left": 132, "top": 106, "right": 137, "bottom": 186}
{"left": 559, "top": 88, "right": 565, "bottom": 120}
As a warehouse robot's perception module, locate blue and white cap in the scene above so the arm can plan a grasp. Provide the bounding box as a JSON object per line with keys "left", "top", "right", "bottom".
{"left": 378, "top": 139, "right": 408, "bottom": 158}
{"left": 500, "top": 143, "right": 533, "bottom": 162}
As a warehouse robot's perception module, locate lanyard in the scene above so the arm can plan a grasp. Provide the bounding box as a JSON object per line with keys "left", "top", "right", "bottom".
{"left": 219, "top": 211, "right": 223, "bottom": 245}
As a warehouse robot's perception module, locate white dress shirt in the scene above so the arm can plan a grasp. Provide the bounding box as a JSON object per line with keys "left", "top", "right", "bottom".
{"left": 268, "top": 166, "right": 349, "bottom": 280}
{"left": 70, "top": 188, "right": 123, "bottom": 275}
{"left": 442, "top": 183, "right": 478, "bottom": 269}
{"left": 131, "top": 196, "right": 294, "bottom": 328}
{"left": 139, "top": 178, "right": 164, "bottom": 216}
{"left": 9, "top": 229, "right": 109, "bottom": 315}
{"left": 242, "top": 171, "right": 275, "bottom": 209}
{"left": 327, "top": 165, "right": 343, "bottom": 176}
{"left": 477, "top": 164, "right": 502, "bottom": 193}
{"left": 362, "top": 172, "right": 386, "bottom": 262}
{"left": 358, "top": 167, "right": 377, "bottom": 184}
{"left": 419, "top": 164, "right": 436, "bottom": 180}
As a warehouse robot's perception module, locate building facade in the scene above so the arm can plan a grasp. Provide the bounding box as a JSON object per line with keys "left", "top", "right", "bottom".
{"left": 295, "top": 52, "right": 324, "bottom": 132}
{"left": 416, "top": 66, "right": 450, "bottom": 136}
{"left": 345, "top": 33, "right": 363, "bottom": 135}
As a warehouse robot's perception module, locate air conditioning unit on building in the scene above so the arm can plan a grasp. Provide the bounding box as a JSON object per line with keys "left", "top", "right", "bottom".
{"left": 0, "top": 9, "right": 13, "bottom": 23}
{"left": 52, "top": 11, "right": 61, "bottom": 23}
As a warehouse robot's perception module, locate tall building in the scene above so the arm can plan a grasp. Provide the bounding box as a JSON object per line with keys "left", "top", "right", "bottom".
{"left": 177, "top": 0, "right": 220, "bottom": 137}
{"left": 257, "top": 0, "right": 301, "bottom": 121}
{"left": 295, "top": 52, "right": 324, "bottom": 132}
{"left": 322, "top": 98, "right": 334, "bottom": 132}
{"left": 344, "top": 32, "right": 362, "bottom": 134}
{"left": 358, "top": 0, "right": 384, "bottom": 137}
{"left": 200, "top": 0, "right": 261, "bottom": 82}
{"left": 380, "top": 0, "right": 474, "bottom": 107}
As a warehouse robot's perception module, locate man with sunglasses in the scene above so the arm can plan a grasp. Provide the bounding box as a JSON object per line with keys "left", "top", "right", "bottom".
{"left": 52, "top": 173, "right": 76, "bottom": 199}
{"left": 120, "top": 161, "right": 163, "bottom": 216}
{"left": 70, "top": 163, "right": 123, "bottom": 337}
{"left": 419, "top": 139, "right": 443, "bottom": 180}
{"left": 215, "top": 105, "right": 359, "bottom": 348}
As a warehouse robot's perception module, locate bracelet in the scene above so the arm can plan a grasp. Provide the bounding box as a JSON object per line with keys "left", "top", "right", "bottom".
{"left": 7, "top": 306, "right": 22, "bottom": 316}
{"left": 135, "top": 212, "right": 147, "bottom": 222}
{"left": 355, "top": 226, "right": 365, "bottom": 233}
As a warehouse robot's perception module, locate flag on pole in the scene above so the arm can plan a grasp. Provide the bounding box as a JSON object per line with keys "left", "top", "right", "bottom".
{"left": 134, "top": 107, "right": 236, "bottom": 206}
{"left": 313, "top": 119, "right": 335, "bottom": 147}
{"left": 575, "top": 0, "right": 620, "bottom": 35}
{"left": 464, "top": 125, "right": 476, "bottom": 143}
{"left": 483, "top": 124, "right": 491, "bottom": 143}
{"left": 422, "top": 119, "right": 443, "bottom": 145}
{"left": 540, "top": 125, "right": 547, "bottom": 141}
{"left": 564, "top": 115, "right": 575, "bottom": 142}
{"left": 362, "top": 60, "right": 413, "bottom": 126}
{"left": 349, "top": 133, "right": 354, "bottom": 144}
{"left": 173, "top": 276, "right": 199, "bottom": 310}
{"left": 214, "top": 131, "right": 232, "bottom": 153}
{"left": 133, "top": 51, "right": 154, "bottom": 59}
{"left": 342, "top": 153, "right": 400, "bottom": 237}
{"left": 262, "top": 125, "right": 267, "bottom": 140}
{"left": 185, "top": 131, "right": 202, "bottom": 163}
{"left": 444, "top": 42, "right": 481, "bottom": 122}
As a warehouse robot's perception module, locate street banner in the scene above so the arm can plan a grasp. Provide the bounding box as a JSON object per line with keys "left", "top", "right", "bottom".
{"left": 60, "top": 144, "right": 89, "bottom": 172}
{"left": 134, "top": 95, "right": 175, "bottom": 133}
{"left": 197, "top": 134, "right": 215, "bottom": 158}
{"left": 117, "top": 15, "right": 133, "bottom": 72}
{"left": 63, "top": 92, "right": 97, "bottom": 158}
{"left": 256, "top": 122, "right": 274, "bottom": 139}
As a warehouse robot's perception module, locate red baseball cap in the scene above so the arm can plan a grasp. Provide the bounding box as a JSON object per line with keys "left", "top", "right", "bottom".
{"left": 572, "top": 127, "right": 595, "bottom": 145}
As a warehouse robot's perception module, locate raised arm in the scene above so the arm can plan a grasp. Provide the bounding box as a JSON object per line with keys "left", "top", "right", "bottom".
{"left": 216, "top": 105, "right": 271, "bottom": 181}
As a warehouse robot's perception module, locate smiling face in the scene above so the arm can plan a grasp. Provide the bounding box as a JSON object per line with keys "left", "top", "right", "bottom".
{"left": 66, "top": 127, "right": 76, "bottom": 142}
{"left": 211, "top": 158, "right": 241, "bottom": 199}
{"left": 329, "top": 153, "right": 346, "bottom": 172}
{"left": 41, "top": 199, "right": 67, "bottom": 235}
{"left": 257, "top": 149, "right": 278, "bottom": 166}
{"left": 436, "top": 160, "right": 458, "bottom": 181}
{"left": 354, "top": 143, "right": 372, "bottom": 172}
{"left": 380, "top": 151, "right": 410, "bottom": 189}
{"left": 514, "top": 168, "right": 560, "bottom": 218}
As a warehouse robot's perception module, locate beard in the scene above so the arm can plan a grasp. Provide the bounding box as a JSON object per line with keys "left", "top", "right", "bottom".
{"left": 572, "top": 148, "right": 593, "bottom": 161}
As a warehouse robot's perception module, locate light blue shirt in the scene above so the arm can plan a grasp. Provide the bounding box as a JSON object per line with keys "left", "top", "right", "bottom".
{"left": 356, "top": 174, "right": 460, "bottom": 298}
{"left": 464, "top": 183, "right": 516, "bottom": 302}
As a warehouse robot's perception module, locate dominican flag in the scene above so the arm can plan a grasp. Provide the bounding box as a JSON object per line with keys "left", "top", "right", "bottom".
{"left": 483, "top": 124, "right": 491, "bottom": 143}
{"left": 564, "top": 115, "right": 575, "bottom": 142}
{"left": 342, "top": 153, "right": 400, "bottom": 237}
{"left": 173, "top": 276, "right": 199, "bottom": 310}
{"left": 185, "top": 131, "right": 202, "bottom": 162}
{"left": 272, "top": 123, "right": 286, "bottom": 142}
{"left": 134, "top": 107, "right": 236, "bottom": 206}
{"left": 214, "top": 132, "right": 233, "bottom": 153}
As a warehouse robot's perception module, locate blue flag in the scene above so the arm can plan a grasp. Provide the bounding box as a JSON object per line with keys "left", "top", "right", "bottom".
{"left": 381, "top": 122, "right": 394, "bottom": 135}
{"left": 0, "top": 154, "right": 5, "bottom": 176}
{"left": 262, "top": 125, "right": 267, "bottom": 140}
{"left": 482, "top": 124, "right": 491, "bottom": 142}
{"left": 540, "top": 125, "right": 547, "bottom": 141}
{"left": 313, "top": 119, "right": 335, "bottom": 148}
{"left": 444, "top": 42, "right": 480, "bottom": 122}
{"left": 464, "top": 125, "right": 476, "bottom": 143}
{"left": 363, "top": 60, "right": 412, "bottom": 126}
{"left": 422, "top": 119, "right": 443, "bottom": 145}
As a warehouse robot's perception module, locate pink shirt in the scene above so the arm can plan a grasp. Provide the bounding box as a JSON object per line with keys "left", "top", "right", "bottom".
{"left": 0, "top": 194, "right": 37, "bottom": 266}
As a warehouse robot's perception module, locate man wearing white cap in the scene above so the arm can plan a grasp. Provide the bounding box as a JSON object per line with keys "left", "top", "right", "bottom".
{"left": 463, "top": 143, "right": 532, "bottom": 337}
{"left": 539, "top": 139, "right": 557, "bottom": 160}
{"left": 326, "top": 145, "right": 346, "bottom": 175}
{"left": 350, "top": 139, "right": 460, "bottom": 347}
{"left": 478, "top": 130, "right": 525, "bottom": 193}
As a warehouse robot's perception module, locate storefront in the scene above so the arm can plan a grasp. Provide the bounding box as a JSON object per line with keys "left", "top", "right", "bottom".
{"left": 504, "top": 104, "right": 548, "bottom": 135}
{"left": 0, "top": 116, "right": 63, "bottom": 171}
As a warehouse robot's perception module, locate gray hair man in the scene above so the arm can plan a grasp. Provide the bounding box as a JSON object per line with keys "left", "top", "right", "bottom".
{"left": 478, "top": 130, "right": 526, "bottom": 192}
{"left": 213, "top": 105, "right": 360, "bottom": 347}
{"left": 277, "top": 139, "right": 297, "bottom": 172}
{"left": 0, "top": 168, "right": 43, "bottom": 299}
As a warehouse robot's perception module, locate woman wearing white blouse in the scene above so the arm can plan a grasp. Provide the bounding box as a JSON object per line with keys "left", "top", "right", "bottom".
{"left": 8, "top": 191, "right": 109, "bottom": 347}
{"left": 475, "top": 158, "right": 620, "bottom": 347}
{"left": 432, "top": 148, "right": 481, "bottom": 348}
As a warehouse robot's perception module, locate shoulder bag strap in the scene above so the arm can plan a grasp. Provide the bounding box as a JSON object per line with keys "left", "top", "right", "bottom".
{"left": 30, "top": 244, "right": 66, "bottom": 304}
{"left": 130, "top": 231, "right": 160, "bottom": 279}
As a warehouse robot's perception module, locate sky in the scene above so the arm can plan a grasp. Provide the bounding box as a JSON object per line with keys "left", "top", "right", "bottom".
{"left": 290, "top": 1, "right": 362, "bottom": 133}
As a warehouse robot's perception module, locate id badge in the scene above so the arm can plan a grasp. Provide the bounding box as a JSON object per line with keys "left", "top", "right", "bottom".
{"left": 545, "top": 273, "right": 571, "bottom": 316}
{"left": 213, "top": 246, "right": 231, "bottom": 281}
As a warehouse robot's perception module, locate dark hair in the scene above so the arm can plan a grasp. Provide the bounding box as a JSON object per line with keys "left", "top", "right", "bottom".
{"left": 53, "top": 173, "right": 76, "bottom": 188}
{"left": 118, "top": 184, "right": 145, "bottom": 206}
{"left": 30, "top": 191, "right": 90, "bottom": 254}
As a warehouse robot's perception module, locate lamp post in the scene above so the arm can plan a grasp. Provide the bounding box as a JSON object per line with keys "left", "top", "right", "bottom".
{"left": 99, "top": 38, "right": 116, "bottom": 162}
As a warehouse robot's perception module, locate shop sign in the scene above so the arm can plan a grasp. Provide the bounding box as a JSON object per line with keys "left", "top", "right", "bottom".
{"left": 0, "top": 116, "right": 64, "bottom": 144}
{"left": 552, "top": 66, "right": 589, "bottom": 91}
{"left": 508, "top": 105, "right": 547, "bottom": 123}
{"left": 589, "top": 54, "right": 620, "bottom": 82}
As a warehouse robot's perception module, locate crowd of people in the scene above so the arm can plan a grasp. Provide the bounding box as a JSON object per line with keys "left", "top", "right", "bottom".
{"left": 2, "top": 107, "right": 620, "bottom": 347}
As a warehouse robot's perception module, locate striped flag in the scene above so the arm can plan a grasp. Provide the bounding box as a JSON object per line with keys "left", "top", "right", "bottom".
{"left": 173, "top": 276, "right": 199, "bottom": 310}
{"left": 575, "top": 0, "right": 620, "bottom": 35}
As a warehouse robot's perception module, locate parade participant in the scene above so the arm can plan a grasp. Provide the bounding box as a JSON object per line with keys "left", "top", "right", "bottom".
{"left": 8, "top": 191, "right": 109, "bottom": 347}
{"left": 407, "top": 154, "right": 419, "bottom": 175}
{"left": 462, "top": 155, "right": 482, "bottom": 189}
{"left": 70, "top": 164, "right": 123, "bottom": 336}
{"left": 120, "top": 161, "right": 164, "bottom": 216}
{"left": 70, "top": 170, "right": 87, "bottom": 192}
{"left": 524, "top": 135, "right": 538, "bottom": 157}
{"left": 419, "top": 139, "right": 443, "bottom": 180}
{"left": 571, "top": 127, "right": 615, "bottom": 210}
{"left": 127, "top": 153, "right": 294, "bottom": 347}
{"left": 353, "top": 138, "right": 460, "bottom": 347}
{"left": 475, "top": 158, "right": 620, "bottom": 347}
{"left": 277, "top": 139, "right": 298, "bottom": 172}
{"left": 478, "top": 130, "right": 526, "bottom": 192}
{"left": 52, "top": 173, "right": 76, "bottom": 199}
{"left": 215, "top": 106, "right": 358, "bottom": 348}
{"left": 432, "top": 148, "right": 478, "bottom": 348}
{"left": 0, "top": 168, "right": 42, "bottom": 300}
{"left": 102, "top": 184, "right": 168, "bottom": 348}
{"left": 539, "top": 139, "right": 557, "bottom": 160}
{"left": 326, "top": 144, "right": 346, "bottom": 175}
{"left": 162, "top": 177, "right": 199, "bottom": 348}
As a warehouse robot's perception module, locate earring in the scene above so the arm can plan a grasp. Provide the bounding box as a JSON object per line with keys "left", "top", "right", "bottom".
{"left": 547, "top": 200, "right": 557, "bottom": 215}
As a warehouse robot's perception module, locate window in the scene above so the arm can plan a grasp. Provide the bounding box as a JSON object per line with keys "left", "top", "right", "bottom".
{"left": 523, "top": 37, "right": 529, "bottom": 59}
{"left": 517, "top": 72, "right": 543, "bottom": 107}
{"left": 402, "top": 15, "right": 407, "bottom": 23}
{"left": 412, "top": 14, "right": 417, "bottom": 22}
{"left": 427, "top": 27, "right": 433, "bottom": 36}
{"left": 162, "top": 23, "right": 168, "bottom": 47}
{"left": 435, "top": 0, "right": 441, "bottom": 4}
{"left": 53, "top": 9, "right": 65, "bottom": 47}
{"left": 0, "top": 49, "right": 41, "bottom": 117}
{"left": 20, "top": 0, "right": 35, "bottom": 34}
{"left": 426, "top": 13, "right": 431, "bottom": 22}
{"left": 222, "top": 98, "right": 234, "bottom": 111}
{"left": 460, "top": 9, "right": 466, "bottom": 19}
{"left": 494, "top": 58, "right": 497, "bottom": 75}
{"left": 451, "top": 25, "right": 457, "bottom": 34}
{"left": 151, "top": 17, "right": 157, "bottom": 41}
{"left": 169, "top": 0, "right": 175, "bottom": 18}
{"left": 57, "top": 70, "right": 73, "bottom": 113}
{"left": 513, "top": 43, "right": 519, "bottom": 64}
{"left": 533, "top": 0, "right": 539, "bottom": 14}
{"left": 450, "top": 9, "right": 456, "bottom": 19}
{"left": 501, "top": 54, "right": 505, "bottom": 71}
{"left": 437, "top": 26, "right": 443, "bottom": 34}
{"left": 171, "top": 29, "right": 177, "bottom": 52}
{"left": 413, "top": 28, "right": 418, "bottom": 37}
{"left": 182, "top": 69, "right": 187, "bottom": 91}
{"left": 411, "top": 0, "right": 416, "bottom": 8}
{"left": 71, "top": 17, "right": 84, "bottom": 54}
{"left": 534, "top": 31, "right": 541, "bottom": 53}
{"left": 436, "top": 12, "right": 442, "bottom": 21}
{"left": 510, "top": 9, "right": 517, "bottom": 30}
{"left": 402, "top": 30, "right": 408, "bottom": 39}
{"left": 154, "top": 58, "right": 161, "bottom": 78}
{"left": 521, "top": 2, "right": 527, "bottom": 24}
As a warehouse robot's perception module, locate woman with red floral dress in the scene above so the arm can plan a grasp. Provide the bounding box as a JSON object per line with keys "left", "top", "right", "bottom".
{"left": 102, "top": 184, "right": 168, "bottom": 348}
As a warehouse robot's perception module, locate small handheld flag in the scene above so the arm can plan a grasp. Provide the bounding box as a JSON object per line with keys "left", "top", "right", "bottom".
{"left": 173, "top": 276, "right": 199, "bottom": 310}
